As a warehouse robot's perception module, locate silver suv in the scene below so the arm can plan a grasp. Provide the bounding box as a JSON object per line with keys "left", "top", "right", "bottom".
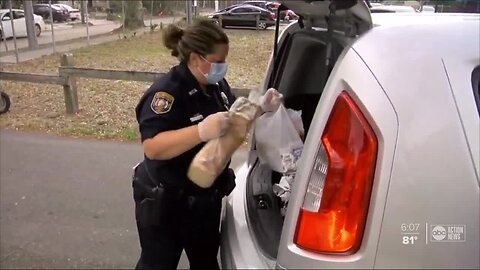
{"left": 221, "top": 0, "right": 480, "bottom": 268}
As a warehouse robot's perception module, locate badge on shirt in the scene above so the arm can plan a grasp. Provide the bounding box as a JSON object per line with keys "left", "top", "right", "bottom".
{"left": 189, "top": 113, "right": 204, "bottom": 122}
{"left": 189, "top": 89, "right": 198, "bottom": 96}
{"left": 151, "top": 91, "right": 174, "bottom": 114}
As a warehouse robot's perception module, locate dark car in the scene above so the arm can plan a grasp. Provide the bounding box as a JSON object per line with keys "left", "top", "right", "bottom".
{"left": 243, "top": 0, "right": 277, "bottom": 11}
{"left": 220, "top": 1, "right": 277, "bottom": 12}
{"left": 208, "top": 4, "right": 276, "bottom": 30}
{"left": 33, "top": 4, "right": 69, "bottom": 22}
{"left": 244, "top": 1, "right": 299, "bottom": 22}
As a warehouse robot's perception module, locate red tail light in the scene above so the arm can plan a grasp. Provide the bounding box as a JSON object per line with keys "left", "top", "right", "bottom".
{"left": 270, "top": 12, "right": 276, "bottom": 20}
{"left": 294, "top": 91, "right": 377, "bottom": 254}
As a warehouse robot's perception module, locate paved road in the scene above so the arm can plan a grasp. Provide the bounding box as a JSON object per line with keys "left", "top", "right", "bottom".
{"left": 0, "top": 17, "right": 178, "bottom": 54}
{"left": 0, "top": 130, "right": 247, "bottom": 269}
{"left": 0, "top": 16, "right": 180, "bottom": 64}
{"left": 0, "top": 20, "right": 118, "bottom": 54}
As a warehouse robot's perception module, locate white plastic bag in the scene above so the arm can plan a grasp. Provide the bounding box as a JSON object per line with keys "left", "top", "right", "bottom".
{"left": 254, "top": 104, "right": 304, "bottom": 174}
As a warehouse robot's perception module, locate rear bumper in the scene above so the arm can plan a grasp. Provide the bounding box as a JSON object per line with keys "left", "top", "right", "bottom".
{"left": 219, "top": 163, "right": 276, "bottom": 269}
{"left": 220, "top": 214, "right": 235, "bottom": 269}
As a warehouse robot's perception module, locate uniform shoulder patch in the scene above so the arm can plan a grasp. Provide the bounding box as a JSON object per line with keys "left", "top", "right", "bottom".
{"left": 151, "top": 91, "right": 174, "bottom": 114}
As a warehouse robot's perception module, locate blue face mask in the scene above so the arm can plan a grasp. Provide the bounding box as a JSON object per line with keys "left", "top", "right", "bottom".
{"left": 200, "top": 56, "right": 228, "bottom": 84}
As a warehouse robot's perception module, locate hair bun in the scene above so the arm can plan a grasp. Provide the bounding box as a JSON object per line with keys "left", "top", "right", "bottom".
{"left": 163, "top": 25, "right": 184, "bottom": 57}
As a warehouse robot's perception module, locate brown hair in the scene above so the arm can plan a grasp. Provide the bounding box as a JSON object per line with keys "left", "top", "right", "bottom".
{"left": 163, "top": 20, "right": 229, "bottom": 62}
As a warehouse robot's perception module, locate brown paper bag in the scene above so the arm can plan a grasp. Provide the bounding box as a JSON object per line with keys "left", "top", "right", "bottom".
{"left": 187, "top": 97, "right": 262, "bottom": 188}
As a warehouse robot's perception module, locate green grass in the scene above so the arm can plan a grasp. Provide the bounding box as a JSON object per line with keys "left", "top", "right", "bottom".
{"left": 63, "top": 126, "right": 97, "bottom": 137}
{"left": 0, "top": 28, "right": 274, "bottom": 141}
{"left": 120, "top": 127, "right": 139, "bottom": 141}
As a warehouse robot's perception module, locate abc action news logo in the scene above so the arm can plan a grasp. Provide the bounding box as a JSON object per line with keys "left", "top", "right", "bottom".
{"left": 430, "top": 225, "right": 466, "bottom": 242}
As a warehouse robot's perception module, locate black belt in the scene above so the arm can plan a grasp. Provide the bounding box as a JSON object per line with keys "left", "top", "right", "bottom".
{"left": 132, "top": 161, "right": 223, "bottom": 204}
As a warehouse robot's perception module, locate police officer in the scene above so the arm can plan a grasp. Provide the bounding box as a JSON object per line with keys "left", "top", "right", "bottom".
{"left": 132, "top": 20, "right": 236, "bottom": 269}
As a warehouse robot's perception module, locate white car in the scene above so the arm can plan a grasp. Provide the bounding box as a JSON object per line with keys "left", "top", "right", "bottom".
{"left": 53, "top": 4, "right": 81, "bottom": 21}
{"left": 221, "top": 0, "right": 479, "bottom": 269}
{"left": 421, "top": 5, "right": 436, "bottom": 12}
{"left": 0, "top": 9, "right": 45, "bottom": 39}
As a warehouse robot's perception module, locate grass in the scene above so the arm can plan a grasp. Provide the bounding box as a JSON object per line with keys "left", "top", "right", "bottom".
{"left": 0, "top": 28, "right": 274, "bottom": 142}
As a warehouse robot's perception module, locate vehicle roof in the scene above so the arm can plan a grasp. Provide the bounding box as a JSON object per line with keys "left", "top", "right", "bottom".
{"left": 371, "top": 12, "right": 479, "bottom": 26}
{"left": 236, "top": 4, "right": 266, "bottom": 8}
{"left": 351, "top": 16, "right": 479, "bottom": 176}
{"left": 33, "top": 4, "right": 62, "bottom": 10}
{"left": 223, "top": 4, "right": 271, "bottom": 12}
{"left": 356, "top": 14, "right": 479, "bottom": 75}
{"left": 34, "top": 4, "right": 60, "bottom": 7}
{"left": 243, "top": 0, "right": 269, "bottom": 4}
{"left": 353, "top": 15, "right": 478, "bottom": 112}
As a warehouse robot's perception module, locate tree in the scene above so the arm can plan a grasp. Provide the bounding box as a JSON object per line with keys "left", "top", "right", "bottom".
{"left": 124, "top": 0, "right": 145, "bottom": 29}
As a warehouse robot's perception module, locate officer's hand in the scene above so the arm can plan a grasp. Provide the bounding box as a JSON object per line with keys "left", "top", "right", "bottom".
{"left": 259, "top": 88, "right": 283, "bottom": 112}
{"left": 198, "top": 112, "right": 230, "bottom": 142}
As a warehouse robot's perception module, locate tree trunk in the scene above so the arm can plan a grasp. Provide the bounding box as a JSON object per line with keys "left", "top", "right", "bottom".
{"left": 124, "top": 0, "right": 145, "bottom": 29}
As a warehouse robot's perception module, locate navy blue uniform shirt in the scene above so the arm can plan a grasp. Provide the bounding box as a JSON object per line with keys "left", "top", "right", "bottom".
{"left": 135, "top": 62, "right": 236, "bottom": 191}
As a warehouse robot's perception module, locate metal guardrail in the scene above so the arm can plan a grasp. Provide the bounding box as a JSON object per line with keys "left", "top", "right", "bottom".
{"left": 0, "top": 53, "right": 252, "bottom": 114}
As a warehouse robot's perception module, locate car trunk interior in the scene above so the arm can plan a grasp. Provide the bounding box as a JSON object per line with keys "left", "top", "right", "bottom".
{"left": 245, "top": 27, "right": 350, "bottom": 260}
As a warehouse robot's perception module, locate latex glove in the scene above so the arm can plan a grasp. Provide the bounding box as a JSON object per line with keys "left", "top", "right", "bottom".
{"left": 198, "top": 112, "right": 230, "bottom": 142}
{"left": 259, "top": 88, "right": 283, "bottom": 112}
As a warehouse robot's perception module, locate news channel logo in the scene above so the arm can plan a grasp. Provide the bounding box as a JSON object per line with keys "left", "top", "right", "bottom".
{"left": 430, "top": 224, "right": 466, "bottom": 242}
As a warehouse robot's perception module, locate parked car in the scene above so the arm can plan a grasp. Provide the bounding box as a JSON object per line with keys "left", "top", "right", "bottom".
{"left": 282, "top": 9, "right": 299, "bottom": 21}
{"left": 208, "top": 4, "right": 276, "bottom": 30}
{"left": 53, "top": 3, "right": 81, "bottom": 21}
{"left": 216, "top": 1, "right": 273, "bottom": 13}
{"left": 218, "top": 1, "right": 282, "bottom": 15}
{"left": 266, "top": 2, "right": 299, "bottom": 21}
{"left": 244, "top": 1, "right": 299, "bottom": 22}
{"left": 33, "top": 4, "right": 69, "bottom": 22}
{"left": 0, "top": 9, "right": 44, "bottom": 39}
{"left": 420, "top": 5, "right": 436, "bottom": 12}
{"left": 221, "top": 0, "right": 479, "bottom": 269}
{"left": 243, "top": 0, "right": 278, "bottom": 11}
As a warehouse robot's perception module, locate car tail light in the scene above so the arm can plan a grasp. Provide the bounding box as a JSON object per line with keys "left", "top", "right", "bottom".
{"left": 294, "top": 91, "right": 377, "bottom": 254}
{"left": 270, "top": 12, "right": 276, "bottom": 20}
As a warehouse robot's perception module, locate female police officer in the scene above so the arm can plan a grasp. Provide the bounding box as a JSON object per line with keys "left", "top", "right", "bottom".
{"left": 132, "top": 20, "right": 236, "bottom": 269}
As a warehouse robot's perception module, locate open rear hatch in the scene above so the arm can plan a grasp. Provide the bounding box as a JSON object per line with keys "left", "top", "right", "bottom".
{"left": 244, "top": 0, "right": 373, "bottom": 262}
{"left": 269, "top": 0, "right": 372, "bottom": 88}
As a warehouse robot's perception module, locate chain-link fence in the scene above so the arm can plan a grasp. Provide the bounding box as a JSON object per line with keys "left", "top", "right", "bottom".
{"left": 1, "top": 0, "right": 260, "bottom": 64}
{"left": 0, "top": 0, "right": 251, "bottom": 62}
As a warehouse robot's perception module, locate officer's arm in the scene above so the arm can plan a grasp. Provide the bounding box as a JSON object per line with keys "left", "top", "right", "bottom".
{"left": 143, "top": 126, "right": 202, "bottom": 160}
{"left": 138, "top": 90, "right": 202, "bottom": 160}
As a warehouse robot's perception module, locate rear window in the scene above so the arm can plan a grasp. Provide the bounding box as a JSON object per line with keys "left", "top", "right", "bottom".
{"left": 472, "top": 67, "right": 480, "bottom": 116}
